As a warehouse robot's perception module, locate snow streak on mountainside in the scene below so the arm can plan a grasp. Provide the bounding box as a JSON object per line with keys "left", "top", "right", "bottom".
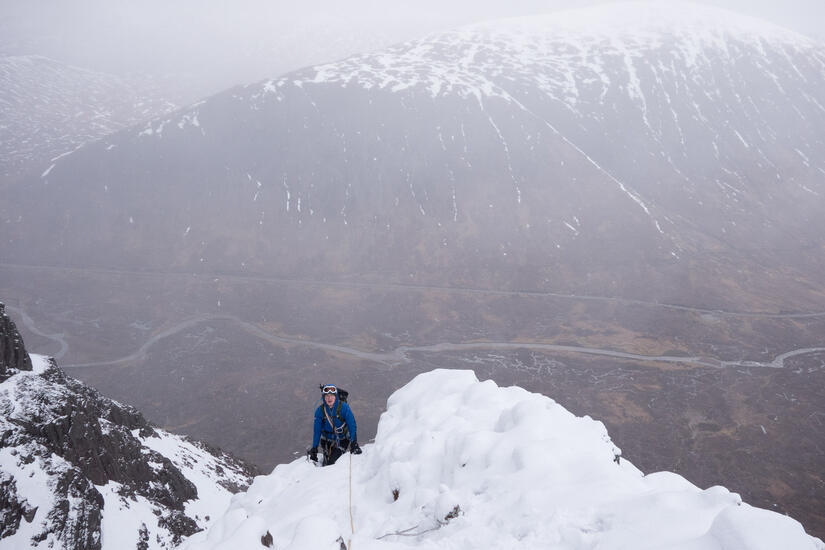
{"left": 302, "top": 2, "right": 811, "bottom": 102}
{"left": 184, "top": 370, "right": 824, "bottom": 550}
{"left": 261, "top": 1, "right": 825, "bottom": 242}
{"left": 4, "top": 1, "right": 825, "bottom": 299}
{"left": 0, "top": 55, "right": 177, "bottom": 179}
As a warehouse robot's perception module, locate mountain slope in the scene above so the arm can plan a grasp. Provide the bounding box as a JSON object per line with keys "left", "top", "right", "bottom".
{"left": 4, "top": 2, "right": 824, "bottom": 303}
{"left": 183, "top": 369, "right": 824, "bottom": 550}
{"left": 0, "top": 303, "right": 257, "bottom": 550}
{"left": 0, "top": 55, "right": 177, "bottom": 180}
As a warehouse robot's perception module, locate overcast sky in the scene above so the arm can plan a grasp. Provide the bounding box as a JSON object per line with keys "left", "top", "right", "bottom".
{"left": 2, "top": 0, "right": 823, "bottom": 102}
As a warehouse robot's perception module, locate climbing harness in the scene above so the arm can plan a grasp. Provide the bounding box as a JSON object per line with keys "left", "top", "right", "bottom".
{"left": 320, "top": 404, "right": 350, "bottom": 464}
{"left": 322, "top": 402, "right": 349, "bottom": 439}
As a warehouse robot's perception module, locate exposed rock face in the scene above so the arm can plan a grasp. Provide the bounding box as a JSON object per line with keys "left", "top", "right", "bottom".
{"left": 0, "top": 303, "right": 32, "bottom": 381}
{"left": 0, "top": 473, "right": 37, "bottom": 539}
{"left": 0, "top": 312, "right": 257, "bottom": 549}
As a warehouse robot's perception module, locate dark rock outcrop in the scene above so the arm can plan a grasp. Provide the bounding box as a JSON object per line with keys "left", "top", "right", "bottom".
{"left": 0, "top": 302, "right": 32, "bottom": 381}
{"left": 24, "top": 365, "right": 199, "bottom": 508}
{"left": 0, "top": 305, "right": 257, "bottom": 549}
{"left": 31, "top": 469, "right": 104, "bottom": 550}
{"left": 0, "top": 473, "right": 37, "bottom": 539}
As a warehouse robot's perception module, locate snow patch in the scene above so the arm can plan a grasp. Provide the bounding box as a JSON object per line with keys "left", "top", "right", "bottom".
{"left": 30, "top": 353, "right": 51, "bottom": 374}
{"left": 137, "top": 429, "right": 243, "bottom": 523}
{"left": 98, "top": 481, "right": 175, "bottom": 550}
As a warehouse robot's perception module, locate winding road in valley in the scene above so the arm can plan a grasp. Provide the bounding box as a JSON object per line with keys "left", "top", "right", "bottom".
{"left": 4, "top": 263, "right": 824, "bottom": 372}
{"left": 26, "top": 312, "right": 822, "bottom": 372}
{"left": 4, "top": 262, "right": 825, "bottom": 320}
{"left": 5, "top": 305, "right": 69, "bottom": 360}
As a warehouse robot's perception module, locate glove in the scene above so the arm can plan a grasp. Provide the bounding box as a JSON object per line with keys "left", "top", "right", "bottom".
{"left": 309, "top": 447, "right": 318, "bottom": 462}
{"left": 350, "top": 441, "right": 362, "bottom": 455}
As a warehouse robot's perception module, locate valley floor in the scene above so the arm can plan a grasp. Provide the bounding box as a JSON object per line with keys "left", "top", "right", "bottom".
{"left": 2, "top": 262, "right": 824, "bottom": 539}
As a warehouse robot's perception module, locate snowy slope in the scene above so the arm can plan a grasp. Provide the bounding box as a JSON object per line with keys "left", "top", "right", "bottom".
{"left": 183, "top": 370, "right": 824, "bottom": 550}
{"left": 302, "top": 2, "right": 810, "bottom": 102}
{"left": 263, "top": 0, "right": 825, "bottom": 237}
{"left": 4, "top": 1, "right": 824, "bottom": 299}
{"left": 0, "top": 55, "right": 177, "bottom": 179}
{"left": 0, "top": 354, "right": 255, "bottom": 550}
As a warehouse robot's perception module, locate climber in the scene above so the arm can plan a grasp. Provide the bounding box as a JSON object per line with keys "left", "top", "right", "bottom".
{"left": 308, "top": 384, "right": 362, "bottom": 466}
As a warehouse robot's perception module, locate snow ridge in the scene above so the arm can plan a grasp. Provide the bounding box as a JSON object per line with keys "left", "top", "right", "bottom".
{"left": 184, "top": 370, "right": 823, "bottom": 550}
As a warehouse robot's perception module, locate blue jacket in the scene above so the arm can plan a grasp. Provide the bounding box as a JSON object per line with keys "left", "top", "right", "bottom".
{"left": 313, "top": 394, "right": 357, "bottom": 448}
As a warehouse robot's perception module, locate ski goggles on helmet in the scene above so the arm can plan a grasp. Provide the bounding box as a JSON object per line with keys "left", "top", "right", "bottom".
{"left": 322, "top": 385, "right": 338, "bottom": 395}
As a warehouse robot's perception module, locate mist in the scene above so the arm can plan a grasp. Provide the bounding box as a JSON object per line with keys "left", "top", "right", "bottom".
{"left": 3, "top": 0, "right": 825, "bottom": 543}
{"left": 1, "top": 0, "right": 823, "bottom": 101}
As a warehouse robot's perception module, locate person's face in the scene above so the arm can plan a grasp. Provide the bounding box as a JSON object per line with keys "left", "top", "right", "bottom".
{"left": 324, "top": 393, "right": 336, "bottom": 406}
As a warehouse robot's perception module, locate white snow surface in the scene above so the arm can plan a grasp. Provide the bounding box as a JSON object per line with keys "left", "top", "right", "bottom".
{"left": 0, "top": 445, "right": 66, "bottom": 549}
{"left": 29, "top": 353, "right": 51, "bottom": 374}
{"left": 136, "top": 428, "right": 247, "bottom": 523}
{"left": 97, "top": 481, "right": 178, "bottom": 550}
{"left": 183, "top": 370, "right": 823, "bottom": 550}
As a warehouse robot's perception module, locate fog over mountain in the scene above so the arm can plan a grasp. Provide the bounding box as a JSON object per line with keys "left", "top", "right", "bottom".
{"left": 0, "top": 55, "right": 178, "bottom": 179}
{"left": 1, "top": 0, "right": 823, "bottom": 102}
{"left": 2, "top": 0, "right": 825, "bottom": 544}
{"left": 1, "top": 0, "right": 822, "bottom": 180}
{"left": 5, "top": 2, "right": 824, "bottom": 302}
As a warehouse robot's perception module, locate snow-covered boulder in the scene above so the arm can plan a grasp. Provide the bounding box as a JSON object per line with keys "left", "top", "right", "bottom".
{"left": 184, "top": 369, "right": 824, "bottom": 550}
